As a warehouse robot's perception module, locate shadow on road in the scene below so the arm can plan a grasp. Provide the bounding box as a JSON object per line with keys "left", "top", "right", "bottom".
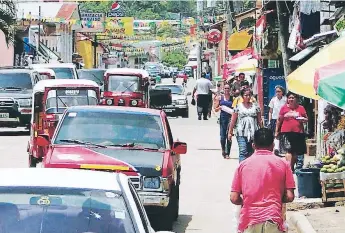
{"left": 173, "top": 215, "right": 193, "bottom": 232}
{"left": 0, "top": 131, "right": 29, "bottom": 137}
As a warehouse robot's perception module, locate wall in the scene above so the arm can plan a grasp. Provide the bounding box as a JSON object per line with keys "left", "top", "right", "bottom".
{"left": 0, "top": 30, "right": 14, "bottom": 66}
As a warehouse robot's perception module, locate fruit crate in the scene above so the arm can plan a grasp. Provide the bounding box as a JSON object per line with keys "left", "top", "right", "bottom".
{"left": 321, "top": 178, "right": 345, "bottom": 203}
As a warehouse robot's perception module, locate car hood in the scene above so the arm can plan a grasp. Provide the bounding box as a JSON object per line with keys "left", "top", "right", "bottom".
{"left": 171, "top": 94, "right": 186, "bottom": 101}
{"left": 0, "top": 89, "right": 32, "bottom": 98}
{"left": 48, "top": 146, "right": 165, "bottom": 176}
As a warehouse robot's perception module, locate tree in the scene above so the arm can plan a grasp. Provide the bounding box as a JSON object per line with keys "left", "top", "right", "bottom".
{"left": 0, "top": 0, "right": 16, "bottom": 46}
{"left": 162, "top": 50, "right": 187, "bottom": 69}
{"left": 156, "top": 24, "right": 179, "bottom": 38}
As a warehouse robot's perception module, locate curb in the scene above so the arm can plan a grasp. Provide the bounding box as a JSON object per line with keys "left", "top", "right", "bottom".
{"left": 289, "top": 212, "right": 317, "bottom": 233}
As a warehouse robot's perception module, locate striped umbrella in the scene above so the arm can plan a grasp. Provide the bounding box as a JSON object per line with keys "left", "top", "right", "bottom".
{"left": 314, "top": 59, "right": 345, "bottom": 109}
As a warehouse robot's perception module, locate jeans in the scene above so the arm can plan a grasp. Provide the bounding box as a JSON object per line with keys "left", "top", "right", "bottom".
{"left": 237, "top": 136, "right": 254, "bottom": 162}
{"left": 296, "top": 154, "right": 305, "bottom": 169}
{"left": 243, "top": 221, "right": 283, "bottom": 233}
{"left": 220, "top": 117, "right": 231, "bottom": 155}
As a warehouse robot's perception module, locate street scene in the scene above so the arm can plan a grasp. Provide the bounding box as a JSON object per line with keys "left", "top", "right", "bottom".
{"left": 1, "top": 0, "right": 345, "bottom": 233}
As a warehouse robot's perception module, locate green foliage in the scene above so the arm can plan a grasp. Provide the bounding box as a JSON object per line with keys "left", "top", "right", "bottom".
{"left": 156, "top": 24, "right": 178, "bottom": 38}
{"left": 0, "top": 0, "right": 16, "bottom": 46}
{"left": 162, "top": 50, "right": 187, "bottom": 69}
{"left": 80, "top": 0, "right": 196, "bottom": 20}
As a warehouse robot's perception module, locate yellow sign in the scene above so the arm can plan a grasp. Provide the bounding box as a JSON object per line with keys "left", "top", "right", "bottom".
{"left": 80, "top": 164, "right": 130, "bottom": 171}
{"left": 105, "top": 17, "right": 134, "bottom": 36}
{"left": 155, "top": 166, "right": 161, "bottom": 171}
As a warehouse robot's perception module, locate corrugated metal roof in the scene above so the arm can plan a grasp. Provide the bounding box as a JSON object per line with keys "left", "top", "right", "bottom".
{"left": 56, "top": 3, "right": 78, "bottom": 20}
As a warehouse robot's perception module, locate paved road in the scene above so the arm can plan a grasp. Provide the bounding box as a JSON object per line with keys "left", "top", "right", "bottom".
{"left": 0, "top": 78, "right": 240, "bottom": 233}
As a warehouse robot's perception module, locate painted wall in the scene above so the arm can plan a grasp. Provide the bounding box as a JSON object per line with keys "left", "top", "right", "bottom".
{"left": 0, "top": 30, "right": 14, "bottom": 67}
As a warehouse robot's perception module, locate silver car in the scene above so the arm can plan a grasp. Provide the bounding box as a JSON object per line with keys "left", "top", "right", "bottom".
{"left": 154, "top": 84, "right": 190, "bottom": 118}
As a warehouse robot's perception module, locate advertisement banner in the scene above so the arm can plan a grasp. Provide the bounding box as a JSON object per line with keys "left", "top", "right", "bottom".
{"left": 79, "top": 12, "right": 105, "bottom": 33}
{"left": 262, "top": 68, "right": 286, "bottom": 125}
{"left": 105, "top": 17, "right": 134, "bottom": 36}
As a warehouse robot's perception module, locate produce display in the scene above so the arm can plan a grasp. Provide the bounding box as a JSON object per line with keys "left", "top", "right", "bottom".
{"left": 320, "top": 146, "right": 345, "bottom": 173}
{"left": 337, "top": 115, "right": 345, "bottom": 130}
{"left": 326, "top": 129, "right": 345, "bottom": 151}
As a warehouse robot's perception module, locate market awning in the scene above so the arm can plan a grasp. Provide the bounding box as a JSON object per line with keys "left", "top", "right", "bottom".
{"left": 315, "top": 60, "right": 345, "bottom": 109}
{"left": 228, "top": 30, "right": 252, "bottom": 51}
{"left": 286, "top": 35, "right": 345, "bottom": 100}
{"left": 235, "top": 58, "right": 257, "bottom": 72}
{"left": 185, "top": 60, "right": 197, "bottom": 68}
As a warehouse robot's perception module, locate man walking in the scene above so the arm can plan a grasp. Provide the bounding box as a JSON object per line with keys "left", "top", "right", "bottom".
{"left": 230, "top": 128, "right": 295, "bottom": 233}
{"left": 192, "top": 74, "right": 214, "bottom": 120}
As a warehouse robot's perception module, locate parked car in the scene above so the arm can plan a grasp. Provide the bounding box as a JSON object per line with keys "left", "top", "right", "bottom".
{"left": 0, "top": 168, "right": 173, "bottom": 233}
{"left": 37, "top": 106, "right": 187, "bottom": 230}
{"left": 154, "top": 84, "right": 190, "bottom": 118}
{"left": 30, "top": 63, "right": 78, "bottom": 79}
{"left": 0, "top": 67, "right": 45, "bottom": 129}
{"left": 77, "top": 68, "right": 105, "bottom": 91}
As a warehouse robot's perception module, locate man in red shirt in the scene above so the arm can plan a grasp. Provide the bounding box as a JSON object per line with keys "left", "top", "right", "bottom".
{"left": 230, "top": 128, "right": 295, "bottom": 233}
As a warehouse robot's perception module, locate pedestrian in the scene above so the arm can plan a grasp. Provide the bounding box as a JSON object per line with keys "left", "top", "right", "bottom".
{"left": 230, "top": 128, "right": 295, "bottom": 233}
{"left": 232, "top": 80, "right": 256, "bottom": 108}
{"left": 192, "top": 74, "right": 214, "bottom": 120}
{"left": 214, "top": 84, "right": 233, "bottom": 159}
{"left": 268, "top": 86, "right": 287, "bottom": 134}
{"left": 275, "top": 92, "right": 308, "bottom": 172}
{"left": 228, "top": 88, "right": 263, "bottom": 162}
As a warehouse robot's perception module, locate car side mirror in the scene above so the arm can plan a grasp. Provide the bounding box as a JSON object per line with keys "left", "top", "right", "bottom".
{"left": 172, "top": 141, "right": 187, "bottom": 154}
{"left": 36, "top": 134, "right": 50, "bottom": 147}
{"left": 186, "top": 92, "right": 191, "bottom": 96}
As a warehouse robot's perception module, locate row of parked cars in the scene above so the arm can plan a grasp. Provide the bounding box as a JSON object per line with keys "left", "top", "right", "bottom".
{"left": 0, "top": 63, "right": 188, "bottom": 232}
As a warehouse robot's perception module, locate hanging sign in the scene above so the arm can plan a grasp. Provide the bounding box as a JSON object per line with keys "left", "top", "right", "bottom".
{"left": 207, "top": 29, "right": 222, "bottom": 44}
{"left": 79, "top": 12, "right": 105, "bottom": 33}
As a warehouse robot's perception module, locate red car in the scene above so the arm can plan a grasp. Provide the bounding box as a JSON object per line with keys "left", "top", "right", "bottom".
{"left": 176, "top": 71, "right": 188, "bottom": 81}
{"left": 36, "top": 106, "right": 187, "bottom": 231}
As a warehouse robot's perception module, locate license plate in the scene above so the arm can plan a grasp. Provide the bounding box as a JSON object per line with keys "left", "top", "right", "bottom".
{"left": 164, "top": 109, "right": 173, "bottom": 112}
{"left": 0, "top": 113, "right": 9, "bottom": 118}
{"left": 142, "top": 197, "right": 161, "bottom": 204}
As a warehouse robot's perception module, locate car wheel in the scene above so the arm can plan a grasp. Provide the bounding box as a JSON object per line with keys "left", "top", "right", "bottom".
{"left": 158, "top": 186, "right": 178, "bottom": 230}
{"left": 182, "top": 109, "right": 189, "bottom": 118}
{"left": 173, "top": 185, "right": 180, "bottom": 220}
{"left": 29, "top": 154, "right": 38, "bottom": 168}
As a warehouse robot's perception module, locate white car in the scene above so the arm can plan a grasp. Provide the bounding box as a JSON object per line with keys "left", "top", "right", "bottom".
{"left": 0, "top": 168, "right": 173, "bottom": 233}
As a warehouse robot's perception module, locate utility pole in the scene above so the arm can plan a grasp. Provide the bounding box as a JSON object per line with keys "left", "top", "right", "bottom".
{"left": 93, "top": 35, "right": 97, "bottom": 68}
{"left": 276, "top": 0, "right": 292, "bottom": 76}
{"left": 37, "top": 5, "right": 41, "bottom": 61}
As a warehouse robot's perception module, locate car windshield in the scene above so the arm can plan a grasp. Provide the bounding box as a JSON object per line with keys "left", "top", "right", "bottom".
{"left": 0, "top": 187, "right": 135, "bottom": 233}
{"left": 78, "top": 70, "right": 104, "bottom": 85}
{"left": 54, "top": 111, "right": 165, "bottom": 149}
{"left": 49, "top": 68, "right": 75, "bottom": 79}
{"left": 108, "top": 75, "right": 139, "bottom": 92}
{"left": 0, "top": 72, "right": 32, "bottom": 89}
{"left": 156, "top": 85, "right": 183, "bottom": 95}
{"left": 46, "top": 89, "right": 98, "bottom": 114}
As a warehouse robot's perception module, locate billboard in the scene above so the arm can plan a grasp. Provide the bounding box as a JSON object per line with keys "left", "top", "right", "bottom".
{"left": 79, "top": 12, "right": 105, "bottom": 33}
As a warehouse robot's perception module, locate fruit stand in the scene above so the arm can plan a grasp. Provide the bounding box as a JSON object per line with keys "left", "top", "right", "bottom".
{"left": 319, "top": 146, "right": 345, "bottom": 203}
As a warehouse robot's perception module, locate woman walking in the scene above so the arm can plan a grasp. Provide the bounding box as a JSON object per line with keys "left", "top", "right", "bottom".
{"left": 275, "top": 92, "right": 308, "bottom": 171}
{"left": 214, "top": 84, "right": 233, "bottom": 159}
{"left": 268, "top": 86, "right": 287, "bottom": 134}
{"left": 228, "top": 88, "right": 263, "bottom": 162}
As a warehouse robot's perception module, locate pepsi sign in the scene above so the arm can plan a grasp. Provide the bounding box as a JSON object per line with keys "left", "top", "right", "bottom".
{"left": 107, "top": 1, "right": 124, "bottom": 17}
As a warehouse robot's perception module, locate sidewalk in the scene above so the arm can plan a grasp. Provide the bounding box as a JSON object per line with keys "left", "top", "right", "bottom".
{"left": 288, "top": 205, "right": 345, "bottom": 233}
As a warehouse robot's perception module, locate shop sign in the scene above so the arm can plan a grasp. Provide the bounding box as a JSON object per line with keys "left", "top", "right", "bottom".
{"left": 334, "top": 15, "right": 345, "bottom": 35}
{"left": 107, "top": 1, "right": 125, "bottom": 17}
{"left": 79, "top": 12, "right": 105, "bottom": 33}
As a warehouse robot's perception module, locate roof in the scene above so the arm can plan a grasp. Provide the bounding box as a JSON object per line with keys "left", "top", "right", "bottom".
{"left": 30, "top": 63, "right": 76, "bottom": 68}
{"left": 0, "top": 168, "right": 122, "bottom": 191}
{"left": 0, "top": 69, "right": 32, "bottom": 74}
{"left": 66, "top": 105, "right": 162, "bottom": 116}
{"left": 33, "top": 79, "right": 99, "bottom": 93}
{"left": 56, "top": 3, "right": 78, "bottom": 20}
{"left": 105, "top": 68, "right": 149, "bottom": 77}
{"left": 155, "top": 83, "right": 183, "bottom": 88}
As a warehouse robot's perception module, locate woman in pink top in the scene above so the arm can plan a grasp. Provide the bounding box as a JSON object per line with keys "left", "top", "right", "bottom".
{"left": 275, "top": 92, "right": 308, "bottom": 172}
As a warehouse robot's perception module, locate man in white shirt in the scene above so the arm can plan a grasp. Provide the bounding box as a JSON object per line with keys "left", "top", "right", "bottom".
{"left": 192, "top": 76, "right": 214, "bottom": 120}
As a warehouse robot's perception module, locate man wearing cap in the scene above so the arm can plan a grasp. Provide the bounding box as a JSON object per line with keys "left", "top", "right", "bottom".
{"left": 232, "top": 80, "right": 256, "bottom": 108}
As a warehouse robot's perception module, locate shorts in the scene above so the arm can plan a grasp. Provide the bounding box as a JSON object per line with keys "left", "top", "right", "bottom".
{"left": 279, "top": 132, "right": 307, "bottom": 155}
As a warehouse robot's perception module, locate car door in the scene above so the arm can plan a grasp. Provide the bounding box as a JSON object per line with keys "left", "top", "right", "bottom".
{"left": 163, "top": 115, "right": 180, "bottom": 185}
{"left": 128, "top": 181, "right": 152, "bottom": 233}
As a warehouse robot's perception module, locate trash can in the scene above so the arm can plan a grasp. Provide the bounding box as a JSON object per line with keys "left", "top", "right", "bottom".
{"left": 295, "top": 168, "right": 322, "bottom": 198}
